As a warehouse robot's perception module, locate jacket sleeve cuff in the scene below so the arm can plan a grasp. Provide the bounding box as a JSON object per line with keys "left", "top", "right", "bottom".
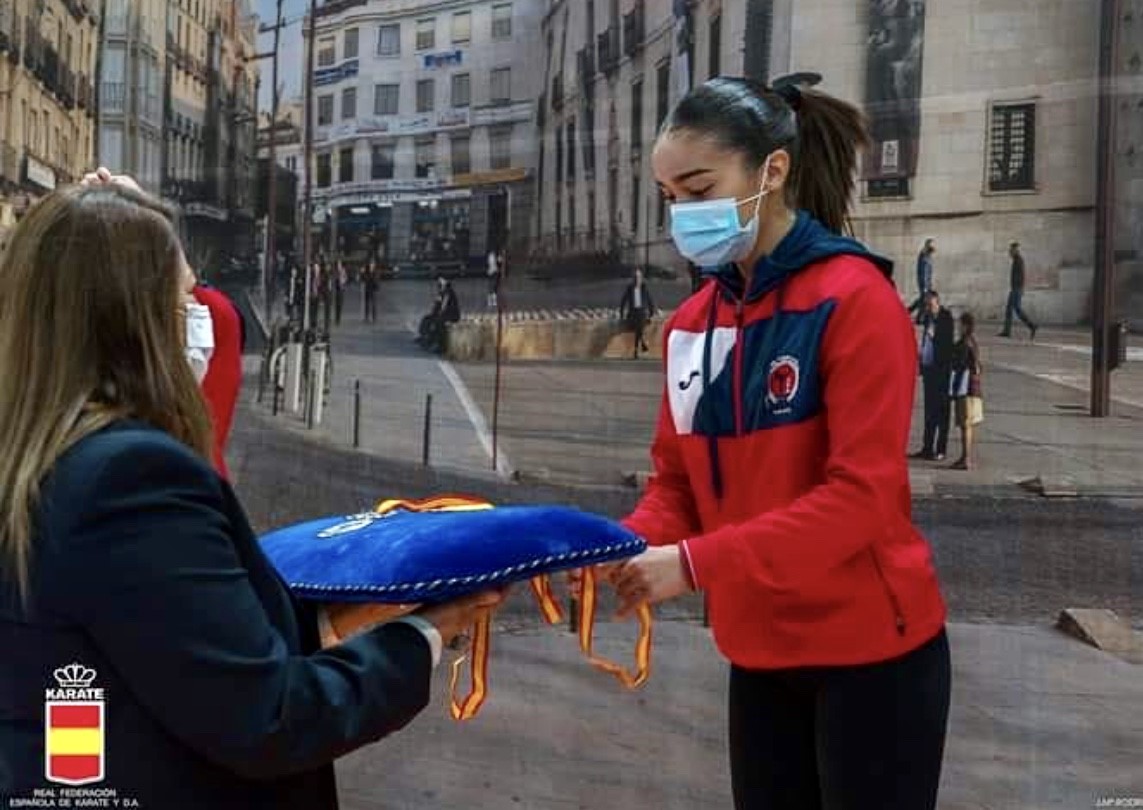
{"left": 681, "top": 524, "right": 737, "bottom": 593}
{"left": 392, "top": 616, "right": 442, "bottom": 668}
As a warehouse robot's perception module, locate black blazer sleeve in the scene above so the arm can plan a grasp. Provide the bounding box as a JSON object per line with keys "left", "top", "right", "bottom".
{"left": 618, "top": 284, "right": 632, "bottom": 316}
{"left": 46, "top": 433, "right": 432, "bottom": 780}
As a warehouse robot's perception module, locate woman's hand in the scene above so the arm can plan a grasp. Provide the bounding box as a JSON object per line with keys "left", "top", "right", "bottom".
{"left": 613, "top": 545, "right": 692, "bottom": 619}
{"left": 415, "top": 588, "right": 507, "bottom": 648}
{"left": 81, "top": 166, "right": 142, "bottom": 193}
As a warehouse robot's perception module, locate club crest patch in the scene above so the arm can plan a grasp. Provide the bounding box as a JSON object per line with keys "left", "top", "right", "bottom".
{"left": 766, "top": 355, "right": 801, "bottom": 413}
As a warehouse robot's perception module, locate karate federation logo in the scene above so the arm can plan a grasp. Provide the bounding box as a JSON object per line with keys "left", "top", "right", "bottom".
{"left": 766, "top": 355, "right": 801, "bottom": 413}
{"left": 45, "top": 663, "right": 106, "bottom": 785}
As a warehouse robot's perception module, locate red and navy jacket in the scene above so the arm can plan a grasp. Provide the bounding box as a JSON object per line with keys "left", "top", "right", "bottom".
{"left": 624, "top": 211, "right": 947, "bottom": 670}
{"left": 192, "top": 284, "right": 242, "bottom": 480}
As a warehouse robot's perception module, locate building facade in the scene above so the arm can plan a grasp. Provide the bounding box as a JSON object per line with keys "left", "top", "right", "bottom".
{"left": 0, "top": 0, "right": 99, "bottom": 247}
{"left": 301, "top": 0, "right": 544, "bottom": 271}
{"left": 161, "top": 0, "right": 259, "bottom": 274}
{"left": 534, "top": 0, "right": 1139, "bottom": 325}
{"left": 97, "top": 0, "right": 166, "bottom": 194}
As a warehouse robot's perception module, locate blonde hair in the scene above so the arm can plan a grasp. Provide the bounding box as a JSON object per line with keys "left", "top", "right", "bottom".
{"left": 0, "top": 185, "right": 213, "bottom": 599}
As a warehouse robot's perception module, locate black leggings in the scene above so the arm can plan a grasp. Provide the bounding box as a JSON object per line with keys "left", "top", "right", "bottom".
{"left": 729, "top": 628, "right": 951, "bottom": 810}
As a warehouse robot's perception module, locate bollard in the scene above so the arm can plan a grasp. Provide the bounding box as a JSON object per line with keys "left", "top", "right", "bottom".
{"left": 305, "top": 370, "right": 315, "bottom": 430}
{"left": 352, "top": 379, "right": 362, "bottom": 448}
{"left": 272, "top": 375, "right": 281, "bottom": 416}
{"left": 568, "top": 597, "right": 579, "bottom": 634}
{"left": 421, "top": 393, "right": 433, "bottom": 466}
{"left": 702, "top": 594, "right": 710, "bottom": 628}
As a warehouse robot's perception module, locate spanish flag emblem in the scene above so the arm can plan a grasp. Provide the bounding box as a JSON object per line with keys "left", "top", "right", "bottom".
{"left": 45, "top": 702, "right": 104, "bottom": 785}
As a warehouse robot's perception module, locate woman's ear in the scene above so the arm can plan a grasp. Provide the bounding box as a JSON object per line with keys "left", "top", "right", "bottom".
{"left": 762, "top": 149, "right": 792, "bottom": 194}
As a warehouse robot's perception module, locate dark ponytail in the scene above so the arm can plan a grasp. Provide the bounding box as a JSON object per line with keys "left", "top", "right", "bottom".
{"left": 660, "top": 77, "right": 870, "bottom": 235}
{"left": 786, "top": 88, "right": 870, "bottom": 235}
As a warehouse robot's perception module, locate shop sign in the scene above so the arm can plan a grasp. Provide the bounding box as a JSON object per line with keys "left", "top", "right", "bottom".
{"left": 423, "top": 49, "right": 463, "bottom": 69}
{"left": 25, "top": 156, "right": 57, "bottom": 191}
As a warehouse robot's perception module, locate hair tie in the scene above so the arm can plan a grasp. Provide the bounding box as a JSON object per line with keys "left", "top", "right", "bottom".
{"left": 772, "top": 83, "right": 802, "bottom": 111}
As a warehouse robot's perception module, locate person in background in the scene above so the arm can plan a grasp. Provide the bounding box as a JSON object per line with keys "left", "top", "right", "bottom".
{"left": 912, "top": 290, "right": 955, "bottom": 461}
{"left": 907, "top": 238, "right": 936, "bottom": 324}
{"left": 333, "top": 260, "right": 347, "bottom": 326}
{"left": 619, "top": 267, "right": 657, "bottom": 359}
{"left": 999, "top": 241, "right": 1037, "bottom": 340}
{"left": 486, "top": 249, "right": 501, "bottom": 309}
{"left": 0, "top": 177, "right": 505, "bottom": 804}
{"left": 362, "top": 260, "right": 379, "bottom": 323}
{"left": 416, "top": 277, "right": 460, "bottom": 354}
{"left": 191, "top": 283, "right": 243, "bottom": 479}
{"left": 594, "top": 76, "right": 949, "bottom": 810}
{"left": 949, "top": 311, "right": 983, "bottom": 470}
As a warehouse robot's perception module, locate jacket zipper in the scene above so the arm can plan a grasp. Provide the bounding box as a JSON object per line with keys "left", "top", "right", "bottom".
{"left": 733, "top": 297, "right": 745, "bottom": 437}
{"left": 868, "top": 547, "right": 907, "bottom": 636}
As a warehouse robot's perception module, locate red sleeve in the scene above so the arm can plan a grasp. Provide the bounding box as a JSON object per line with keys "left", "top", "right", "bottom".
{"left": 193, "top": 286, "right": 242, "bottom": 479}
{"left": 683, "top": 275, "right": 916, "bottom": 591}
{"left": 622, "top": 372, "right": 702, "bottom": 547}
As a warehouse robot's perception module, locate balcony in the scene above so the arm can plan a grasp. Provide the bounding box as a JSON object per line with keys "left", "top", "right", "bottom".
{"left": 597, "top": 28, "right": 619, "bottom": 76}
{"left": 102, "top": 81, "right": 125, "bottom": 113}
{"left": 623, "top": 3, "right": 645, "bottom": 58}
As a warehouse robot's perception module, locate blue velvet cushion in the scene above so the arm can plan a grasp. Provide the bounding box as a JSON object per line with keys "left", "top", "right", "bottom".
{"left": 259, "top": 503, "right": 645, "bottom": 604}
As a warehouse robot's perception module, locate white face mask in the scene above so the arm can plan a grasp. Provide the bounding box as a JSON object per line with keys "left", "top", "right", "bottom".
{"left": 184, "top": 302, "right": 214, "bottom": 384}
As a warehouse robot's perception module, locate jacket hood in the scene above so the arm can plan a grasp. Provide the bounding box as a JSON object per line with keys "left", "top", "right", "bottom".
{"left": 705, "top": 210, "right": 894, "bottom": 301}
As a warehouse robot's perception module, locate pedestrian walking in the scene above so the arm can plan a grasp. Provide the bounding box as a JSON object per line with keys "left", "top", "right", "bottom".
{"left": 587, "top": 76, "right": 949, "bottom": 810}
{"left": 619, "top": 267, "right": 656, "bottom": 359}
{"left": 362, "top": 260, "right": 379, "bottom": 323}
{"left": 949, "top": 311, "right": 983, "bottom": 470}
{"left": 912, "top": 290, "right": 955, "bottom": 461}
{"left": 333, "top": 260, "right": 347, "bottom": 325}
{"left": 907, "top": 238, "right": 936, "bottom": 323}
{"left": 486, "top": 249, "right": 500, "bottom": 309}
{"left": 999, "top": 241, "right": 1037, "bottom": 340}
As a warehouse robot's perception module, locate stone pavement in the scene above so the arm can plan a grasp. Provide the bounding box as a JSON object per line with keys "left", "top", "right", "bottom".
{"left": 247, "top": 282, "right": 1143, "bottom": 497}
{"left": 332, "top": 620, "right": 1143, "bottom": 810}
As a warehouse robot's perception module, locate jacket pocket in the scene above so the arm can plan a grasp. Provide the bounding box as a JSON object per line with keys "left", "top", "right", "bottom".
{"left": 868, "top": 546, "right": 907, "bottom": 636}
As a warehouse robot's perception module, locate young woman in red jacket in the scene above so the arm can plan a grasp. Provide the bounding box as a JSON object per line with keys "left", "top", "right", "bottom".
{"left": 609, "top": 78, "right": 951, "bottom": 809}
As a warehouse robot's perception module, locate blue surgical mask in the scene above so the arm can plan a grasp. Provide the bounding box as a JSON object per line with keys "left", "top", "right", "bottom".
{"left": 669, "top": 158, "right": 772, "bottom": 268}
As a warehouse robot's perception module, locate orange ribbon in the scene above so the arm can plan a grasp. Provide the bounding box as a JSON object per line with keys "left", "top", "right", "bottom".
{"left": 359, "top": 496, "right": 652, "bottom": 720}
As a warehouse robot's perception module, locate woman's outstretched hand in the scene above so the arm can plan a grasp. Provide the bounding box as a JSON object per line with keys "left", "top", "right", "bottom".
{"left": 613, "top": 545, "right": 692, "bottom": 619}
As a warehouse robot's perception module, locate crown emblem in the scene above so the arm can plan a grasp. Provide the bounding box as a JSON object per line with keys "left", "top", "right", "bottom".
{"left": 53, "top": 663, "right": 97, "bottom": 689}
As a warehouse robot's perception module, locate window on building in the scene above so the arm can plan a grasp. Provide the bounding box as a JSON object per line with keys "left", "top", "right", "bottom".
{"left": 631, "top": 175, "right": 641, "bottom": 236}
{"left": 452, "top": 11, "right": 471, "bottom": 43}
{"left": 377, "top": 24, "right": 400, "bottom": 56}
{"left": 339, "top": 146, "right": 354, "bottom": 183}
{"left": 317, "top": 94, "right": 334, "bottom": 125}
{"left": 582, "top": 103, "right": 595, "bottom": 174}
{"left": 587, "top": 189, "right": 596, "bottom": 237}
{"left": 415, "top": 137, "right": 436, "bottom": 178}
{"left": 342, "top": 87, "right": 357, "bottom": 120}
{"left": 371, "top": 143, "right": 395, "bottom": 179}
{"left": 555, "top": 126, "right": 564, "bottom": 183}
{"left": 490, "top": 126, "right": 512, "bottom": 170}
{"left": 988, "top": 102, "right": 1036, "bottom": 193}
{"left": 656, "top": 60, "right": 670, "bottom": 128}
{"left": 451, "top": 73, "right": 471, "bottom": 108}
{"left": 569, "top": 192, "right": 576, "bottom": 236}
{"left": 417, "top": 79, "right": 435, "bottom": 112}
{"left": 375, "top": 84, "right": 399, "bottom": 115}
{"left": 708, "top": 13, "right": 721, "bottom": 78}
{"left": 492, "top": 3, "right": 512, "bottom": 39}
{"left": 318, "top": 37, "right": 336, "bottom": 67}
{"left": 490, "top": 67, "right": 511, "bottom": 105}
{"left": 566, "top": 118, "right": 576, "bottom": 181}
{"left": 416, "top": 18, "right": 435, "bottom": 51}
{"left": 451, "top": 135, "right": 471, "bottom": 175}
{"left": 631, "top": 80, "right": 643, "bottom": 152}
{"left": 344, "top": 28, "right": 359, "bottom": 60}
{"left": 316, "top": 152, "right": 332, "bottom": 187}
